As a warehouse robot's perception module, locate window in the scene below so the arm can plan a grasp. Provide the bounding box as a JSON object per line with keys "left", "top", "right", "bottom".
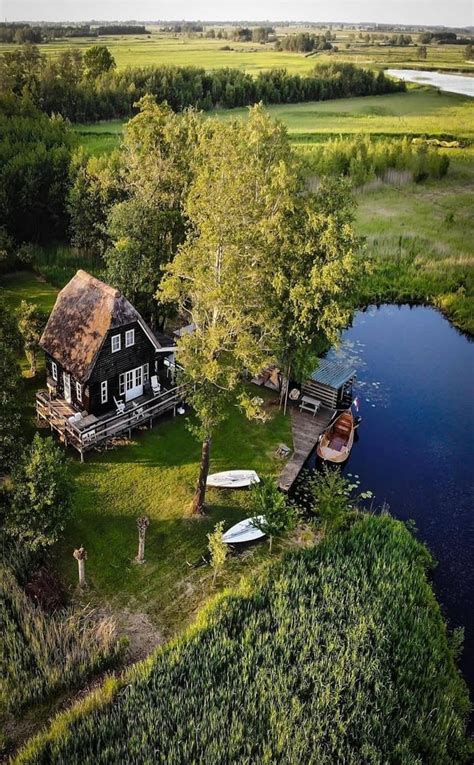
{"left": 143, "top": 363, "right": 149, "bottom": 383}
{"left": 51, "top": 361, "right": 58, "bottom": 381}
{"left": 101, "top": 380, "right": 108, "bottom": 404}
{"left": 125, "top": 329, "right": 135, "bottom": 348}
{"left": 76, "top": 382, "right": 82, "bottom": 403}
{"left": 111, "top": 334, "right": 121, "bottom": 353}
{"left": 119, "top": 373, "right": 125, "bottom": 397}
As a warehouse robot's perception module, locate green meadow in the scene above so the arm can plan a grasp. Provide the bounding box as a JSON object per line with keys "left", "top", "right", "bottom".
{"left": 73, "top": 88, "right": 474, "bottom": 157}
{"left": 0, "top": 30, "right": 472, "bottom": 73}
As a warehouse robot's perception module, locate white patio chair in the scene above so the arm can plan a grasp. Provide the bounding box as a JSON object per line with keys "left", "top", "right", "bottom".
{"left": 151, "top": 375, "right": 161, "bottom": 395}
{"left": 113, "top": 396, "right": 126, "bottom": 414}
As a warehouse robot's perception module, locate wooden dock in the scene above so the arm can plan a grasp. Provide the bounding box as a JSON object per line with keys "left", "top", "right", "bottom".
{"left": 278, "top": 405, "right": 335, "bottom": 492}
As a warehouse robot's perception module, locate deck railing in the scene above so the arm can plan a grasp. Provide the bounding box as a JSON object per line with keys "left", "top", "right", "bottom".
{"left": 36, "top": 383, "right": 190, "bottom": 456}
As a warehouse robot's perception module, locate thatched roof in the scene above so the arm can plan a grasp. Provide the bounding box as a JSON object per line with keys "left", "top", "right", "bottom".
{"left": 40, "top": 270, "right": 147, "bottom": 382}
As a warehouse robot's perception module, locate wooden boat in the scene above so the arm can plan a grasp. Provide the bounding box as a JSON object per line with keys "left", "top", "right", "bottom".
{"left": 316, "top": 410, "right": 355, "bottom": 464}
{"left": 222, "top": 516, "right": 266, "bottom": 544}
{"left": 206, "top": 470, "right": 260, "bottom": 489}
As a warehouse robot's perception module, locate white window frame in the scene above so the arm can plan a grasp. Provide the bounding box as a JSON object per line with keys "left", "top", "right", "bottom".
{"left": 119, "top": 374, "right": 125, "bottom": 397}
{"left": 51, "top": 361, "right": 58, "bottom": 381}
{"left": 101, "top": 380, "right": 108, "bottom": 404}
{"left": 125, "top": 329, "right": 135, "bottom": 348}
{"left": 143, "top": 363, "right": 149, "bottom": 383}
{"left": 111, "top": 334, "right": 121, "bottom": 353}
{"left": 76, "top": 381, "right": 82, "bottom": 403}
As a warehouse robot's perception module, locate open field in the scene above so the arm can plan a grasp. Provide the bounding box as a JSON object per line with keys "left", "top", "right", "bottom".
{"left": 73, "top": 88, "right": 474, "bottom": 156}
{"left": 0, "top": 31, "right": 472, "bottom": 73}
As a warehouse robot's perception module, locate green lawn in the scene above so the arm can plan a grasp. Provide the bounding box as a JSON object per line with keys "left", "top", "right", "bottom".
{"left": 55, "top": 391, "right": 291, "bottom": 638}
{"left": 0, "top": 272, "right": 58, "bottom": 314}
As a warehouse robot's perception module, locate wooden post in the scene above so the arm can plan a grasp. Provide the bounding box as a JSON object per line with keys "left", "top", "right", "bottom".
{"left": 135, "top": 516, "right": 150, "bottom": 564}
{"left": 73, "top": 546, "right": 87, "bottom": 587}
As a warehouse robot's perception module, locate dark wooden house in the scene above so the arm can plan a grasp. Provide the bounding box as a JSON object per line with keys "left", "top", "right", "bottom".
{"left": 36, "top": 270, "right": 186, "bottom": 459}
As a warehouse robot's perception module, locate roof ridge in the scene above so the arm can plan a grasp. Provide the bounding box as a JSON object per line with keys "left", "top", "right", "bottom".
{"left": 75, "top": 270, "right": 121, "bottom": 299}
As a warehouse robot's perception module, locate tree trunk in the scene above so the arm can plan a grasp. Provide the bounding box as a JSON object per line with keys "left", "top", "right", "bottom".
{"left": 137, "top": 534, "right": 146, "bottom": 563}
{"left": 269, "top": 535, "right": 273, "bottom": 555}
{"left": 192, "top": 436, "right": 211, "bottom": 514}
{"left": 283, "top": 361, "right": 291, "bottom": 416}
{"left": 77, "top": 559, "right": 86, "bottom": 587}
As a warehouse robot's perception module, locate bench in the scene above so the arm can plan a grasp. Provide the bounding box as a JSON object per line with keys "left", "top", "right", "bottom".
{"left": 299, "top": 395, "right": 321, "bottom": 416}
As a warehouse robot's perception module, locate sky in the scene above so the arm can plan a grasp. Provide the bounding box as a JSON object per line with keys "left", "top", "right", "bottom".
{"left": 1, "top": 0, "right": 472, "bottom": 27}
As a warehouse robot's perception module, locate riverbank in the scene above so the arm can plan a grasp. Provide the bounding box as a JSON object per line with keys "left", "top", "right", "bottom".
{"left": 355, "top": 150, "right": 474, "bottom": 335}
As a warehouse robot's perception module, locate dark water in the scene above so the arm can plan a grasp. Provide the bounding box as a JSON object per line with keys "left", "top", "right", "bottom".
{"left": 321, "top": 305, "right": 474, "bottom": 691}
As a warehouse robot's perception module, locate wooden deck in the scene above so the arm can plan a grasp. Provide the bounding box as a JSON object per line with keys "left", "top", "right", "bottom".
{"left": 278, "top": 405, "right": 335, "bottom": 492}
{"left": 36, "top": 383, "right": 190, "bottom": 460}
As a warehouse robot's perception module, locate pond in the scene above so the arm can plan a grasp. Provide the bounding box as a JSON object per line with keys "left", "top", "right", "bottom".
{"left": 311, "top": 305, "right": 474, "bottom": 691}
{"left": 387, "top": 68, "right": 474, "bottom": 97}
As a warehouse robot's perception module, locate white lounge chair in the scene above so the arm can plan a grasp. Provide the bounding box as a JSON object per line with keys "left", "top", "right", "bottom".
{"left": 113, "top": 396, "right": 126, "bottom": 414}
{"left": 151, "top": 375, "right": 161, "bottom": 395}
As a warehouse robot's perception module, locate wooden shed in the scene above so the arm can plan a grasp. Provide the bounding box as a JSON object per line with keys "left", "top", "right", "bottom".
{"left": 301, "top": 359, "right": 356, "bottom": 410}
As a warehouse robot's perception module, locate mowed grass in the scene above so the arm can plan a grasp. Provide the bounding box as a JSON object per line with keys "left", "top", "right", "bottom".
{"left": 55, "top": 393, "right": 291, "bottom": 638}
{"left": 73, "top": 89, "right": 474, "bottom": 156}
{"left": 0, "top": 30, "right": 472, "bottom": 72}
{"left": 0, "top": 271, "right": 58, "bottom": 314}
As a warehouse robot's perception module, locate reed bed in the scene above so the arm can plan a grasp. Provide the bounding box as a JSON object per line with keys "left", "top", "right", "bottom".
{"left": 0, "top": 563, "right": 122, "bottom": 714}
{"left": 16, "top": 515, "right": 472, "bottom": 764}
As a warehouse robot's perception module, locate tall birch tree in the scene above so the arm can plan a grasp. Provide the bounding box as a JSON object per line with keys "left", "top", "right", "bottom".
{"left": 159, "top": 105, "right": 357, "bottom": 514}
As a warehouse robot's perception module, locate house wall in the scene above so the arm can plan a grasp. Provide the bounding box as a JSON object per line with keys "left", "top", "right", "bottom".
{"left": 87, "top": 321, "right": 157, "bottom": 416}
{"left": 45, "top": 354, "right": 90, "bottom": 413}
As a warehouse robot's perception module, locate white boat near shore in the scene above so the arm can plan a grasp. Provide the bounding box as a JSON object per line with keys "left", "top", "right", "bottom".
{"left": 206, "top": 470, "right": 260, "bottom": 489}
{"left": 222, "top": 516, "right": 266, "bottom": 544}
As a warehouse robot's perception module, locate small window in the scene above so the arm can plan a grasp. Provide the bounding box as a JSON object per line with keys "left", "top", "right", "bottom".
{"left": 111, "top": 334, "right": 121, "bottom": 353}
{"left": 119, "top": 373, "right": 125, "bottom": 397}
{"left": 125, "top": 329, "right": 135, "bottom": 348}
{"left": 51, "top": 361, "right": 58, "bottom": 381}
{"left": 143, "top": 363, "right": 149, "bottom": 383}
{"left": 76, "top": 382, "right": 82, "bottom": 403}
{"left": 101, "top": 380, "right": 108, "bottom": 404}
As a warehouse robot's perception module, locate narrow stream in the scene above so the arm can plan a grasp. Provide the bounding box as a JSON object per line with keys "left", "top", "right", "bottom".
{"left": 309, "top": 305, "right": 474, "bottom": 691}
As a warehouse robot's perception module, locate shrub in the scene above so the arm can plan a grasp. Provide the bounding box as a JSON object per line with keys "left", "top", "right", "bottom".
{"left": 305, "top": 135, "right": 449, "bottom": 185}
{"left": 7, "top": 435, "right": 72, "bottom": 551}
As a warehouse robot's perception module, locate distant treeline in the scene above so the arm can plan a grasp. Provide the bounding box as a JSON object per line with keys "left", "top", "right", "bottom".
{"left": 0, "top": 45, "right": 404, "bottom": 122}
{"left": 0, "top": 23, "right": 148, "bottom": 44}
{"left": 275, "top": 32, "right": 334, "bottom": 53}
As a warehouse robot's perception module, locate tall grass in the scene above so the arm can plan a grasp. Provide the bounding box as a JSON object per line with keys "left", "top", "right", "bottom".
{"left": 356, "top": 235, "right": 474, "bottom": 334}
{"left": 16, "top": 514, "right": 472, "bottom": 764}
{"left": 0, "top": 561, "right": 123, "bottom": 714}
{"left": 24, "top": 244, "right": 104, "bottom": 288}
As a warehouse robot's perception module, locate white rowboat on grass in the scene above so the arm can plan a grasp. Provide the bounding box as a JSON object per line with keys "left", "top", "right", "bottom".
{"left": 222, "top": 516, "right": 266, "bottom": 544}
{"left": 206, "top": 470, "right": 260, "bottom": 489}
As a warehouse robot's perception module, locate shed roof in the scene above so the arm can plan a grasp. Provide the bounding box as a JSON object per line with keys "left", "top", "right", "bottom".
{"left": 40, "top": 270, "right": 156, "bottom": 383}
{"left": 309, "top": 358, "right": 356, "bottom": 391}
